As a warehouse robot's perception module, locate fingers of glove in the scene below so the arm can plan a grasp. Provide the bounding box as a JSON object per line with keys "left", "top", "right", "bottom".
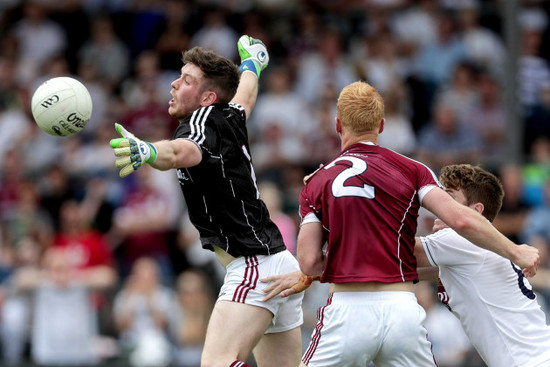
{"left": 113, "top": 146, "right": 132, "bottom": 157}
{"left": 238, "top": 35, "right": 252, "bottom": 60}
{"left": 115, "top": 123, "right": 136, "bottom": 139}
{"left": 119, "top": 164, "right": 136, "bottom": 178}
{"left": 110, "top": 137, "right": 130, "bottom": 149}
{"left": 115, "top": 156, "right": 132, "bottom": 168}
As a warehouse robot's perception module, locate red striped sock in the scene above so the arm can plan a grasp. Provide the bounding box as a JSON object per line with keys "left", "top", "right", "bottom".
{"left": 230, "top": 361, "right": 252, "bottom": 367}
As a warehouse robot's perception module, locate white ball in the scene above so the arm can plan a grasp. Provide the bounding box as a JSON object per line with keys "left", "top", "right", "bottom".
{"left": 31, "top": 76, "right": 93, "bottom": 137}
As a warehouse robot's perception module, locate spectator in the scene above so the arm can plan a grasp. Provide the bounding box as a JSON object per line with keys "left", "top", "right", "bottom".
{"left": 171, "top": 268, "right": 215, "bottom": 367}
{"left": 354, "top": 30, "right": 410, "bottom": 94}
{"left": 259, "top": 181, "right": 298, "bottom": 255}
{"left": 521, "top": 137, "right": 550, "bottom": 207}
{"left": 249, "top": 64, "right": 313, "bottom": 178}
{"left": 306, "top": 82, "right": 341, "bottom": 167}
{"left": 456, "top": 4, "right": 506, "bottom": 77}
{"left": 525, "top": 85, "right": 550, "bottom": 156}
{"left": 1, "top": 180, "right": 54, "bottom": 253}
{"left": 14, "top": 245, "right": 115, "bottom": 366}
{"left": 493, "top": 164, "right": 531, "bottom": 243}
{"left": 415, "top": 99, "right": 481, "bottom": 174}
{"left": 390, "top": 0, "right": 439, "bottom": 58}
{"left": 0, "top": 150, "right": 27, "bottom": 224}
{"left": 189, "top": 5, "right": 239, "bottom": 61}
{"left": 110, "top": 165, "right": 175, "bottom": 280}
{"left": 154, "top": 0, "right": 192, "bottom": 71}
{"left": 462, "top": 71, "right": 506, "bottom": 168}
{"left": 378, "top": 82, "right": 417, "bottom": 156}
{"left": 521, "top": 177, "right": 550, "bottom": 245}
{"left": 435, "top": 61, "right": 479, "bottom": 126}
{"left": 294, "top": 27, "right": 357, "bottom": 106}
{"left": 10, "top": 0, "right": 67, "bottom": 85}
{"left": 0, "top": 236, "right": 41, "bottom": 367}
{"left": 78, "top": 14, "right": 130, "bottom": 91}
{"left": 518, "top": 27, "right": 550, "bottom": 119}
{"left": 113, "top": 256, "right": 174, "bottom": 367}
{"left": 410, "top": 10, "right": 469, "bottom": 122}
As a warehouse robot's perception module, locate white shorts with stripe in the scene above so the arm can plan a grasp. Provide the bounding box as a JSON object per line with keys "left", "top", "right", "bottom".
{"left": 217, "top": 250, "right": 304, "bottom": 334}
{"left": 303, "top": 291, "right": 436, "bottom": 367}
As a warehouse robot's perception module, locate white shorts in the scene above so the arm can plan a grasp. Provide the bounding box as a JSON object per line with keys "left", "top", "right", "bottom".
{"left": 217, "top": 250, "right": 304, "bottom": 334}
{"left": 303, "top": 291, "right": 436, "bottom": 367}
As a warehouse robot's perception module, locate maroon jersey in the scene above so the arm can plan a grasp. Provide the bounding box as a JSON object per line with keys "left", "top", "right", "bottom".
{"left": 299, "top": 142, "right": 440, "bottom": 284}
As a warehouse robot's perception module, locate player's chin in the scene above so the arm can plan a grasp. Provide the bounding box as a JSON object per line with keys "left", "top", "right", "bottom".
{"left": 168, "top": 105, "right": 181, "bottom": 120}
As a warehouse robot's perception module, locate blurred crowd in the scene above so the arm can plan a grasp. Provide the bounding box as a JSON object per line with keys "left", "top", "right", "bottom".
{"left": 0, "top": 0, "right": 550, "bottom": 366}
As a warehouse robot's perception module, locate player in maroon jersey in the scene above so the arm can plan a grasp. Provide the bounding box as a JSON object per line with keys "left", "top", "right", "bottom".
{"left": 262, "top": 81, "right": 539, "bottom": 367}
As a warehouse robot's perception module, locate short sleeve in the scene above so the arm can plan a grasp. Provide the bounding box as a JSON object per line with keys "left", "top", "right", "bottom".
{"left": 228, "top": 102, "right": 246, "bottom": 122}
{"left": 421, "top": 228, "right": 486, "bottom": 267}
{"left": 299, "top": 183, "right": 322, "bottom": 224}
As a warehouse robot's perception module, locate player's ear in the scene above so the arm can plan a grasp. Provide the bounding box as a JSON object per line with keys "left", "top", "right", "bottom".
{"left": 472, "top": 202, "right": 484, "bottom": 215}
{"left": 335, "top": 117, "right": 342, "bottom": 134}
{"left": 379, "top": 118, "right": 385, "bottom": 134}
{"left": 201, "top": 90, "right": 217, "bottom": 106}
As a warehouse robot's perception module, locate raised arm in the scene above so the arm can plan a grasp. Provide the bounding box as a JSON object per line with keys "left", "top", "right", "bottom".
{"left": 422, "top": 187, "right": 539, "bottom": 277}
{"left": 231, "top": 35, "right": 269, "bottom": 118}
{"left": 231, "top": 71, "right": 259, "bottom": 119}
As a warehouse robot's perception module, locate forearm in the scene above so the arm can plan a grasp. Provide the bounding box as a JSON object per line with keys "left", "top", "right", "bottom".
{"left": 455, "top": 213, "right": 520, "bottom": 261}
{"left": 297, "top": 222, "right": 326, "bottom": 277}
{"left": 424, "top": 188, "right": 520, "bottom": 261}
{"left": 300, "top": 253, "right": 325, "bottom": 277}
{"left": 230, "top": 71, "right": 258, "bottom": 118}
{"left": 150, "top": 139, "right": 202, "bottom": 170}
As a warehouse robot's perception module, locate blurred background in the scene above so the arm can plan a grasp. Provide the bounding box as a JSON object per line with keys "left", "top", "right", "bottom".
{"left": 0, "top": 0, "right": 550, "bottom": 366}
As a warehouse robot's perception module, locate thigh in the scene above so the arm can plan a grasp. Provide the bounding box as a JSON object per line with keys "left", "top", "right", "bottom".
{"left": 302, "top": 294, "right": 373, "bottom": 367}
{"left": 201, "top": 300, "right": 273, "bottom": 367}
{"left": 253, "top": 326, "right": 302, "bottom": 367}
{"left": 373, "top": 298, "right": 436, "bottom": 367}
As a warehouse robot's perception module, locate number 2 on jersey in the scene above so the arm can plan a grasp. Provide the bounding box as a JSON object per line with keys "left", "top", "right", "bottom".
{"left": 324, "top": 156, "right": 375, "bottom": 199}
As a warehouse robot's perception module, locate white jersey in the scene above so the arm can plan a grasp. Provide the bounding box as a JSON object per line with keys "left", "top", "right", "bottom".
{"left": 421, "top": 228, "right": 550, "bottom": 367}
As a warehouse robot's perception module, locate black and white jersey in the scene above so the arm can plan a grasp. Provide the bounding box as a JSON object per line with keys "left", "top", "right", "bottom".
{"left": 173, "top": 103, "right": 286, "bottom": 257}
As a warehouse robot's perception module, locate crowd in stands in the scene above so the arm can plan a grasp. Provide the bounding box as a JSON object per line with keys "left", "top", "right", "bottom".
{"left": 0, "top": 0, "right": 550, "bottom": 366}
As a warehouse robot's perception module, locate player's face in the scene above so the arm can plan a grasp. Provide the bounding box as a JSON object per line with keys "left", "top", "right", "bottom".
{"left": 445, "top": 188, "right": 468, "bottom": 207}
{"left": 169, "top": 63, "right": 209, "bottom": 120}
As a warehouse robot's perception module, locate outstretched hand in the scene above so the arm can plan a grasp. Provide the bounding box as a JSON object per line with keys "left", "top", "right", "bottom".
{"left": 110, "top": 123, "right": 157, "bottom": 178}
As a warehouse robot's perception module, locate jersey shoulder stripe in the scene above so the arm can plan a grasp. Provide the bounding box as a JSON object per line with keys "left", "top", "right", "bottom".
{"left": 188, "top": 105, "right": 213, "bottom": 144}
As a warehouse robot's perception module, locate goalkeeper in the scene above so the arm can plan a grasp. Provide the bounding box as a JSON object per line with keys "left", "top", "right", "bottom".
{"left": 110, "top": 37, "right": 304, "bottom": 367}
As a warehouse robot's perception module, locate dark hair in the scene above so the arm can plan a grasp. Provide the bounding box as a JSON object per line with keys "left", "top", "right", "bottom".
{"left": 439, "top": 164, "right": 504, "bottom": 222}
{"left": 182, "top": 47, "right": 240, "bottom": 104}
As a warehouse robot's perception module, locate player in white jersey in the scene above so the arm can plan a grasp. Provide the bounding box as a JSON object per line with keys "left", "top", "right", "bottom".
{"left": 415, "top": 164, "right": 550, "bottom": 367}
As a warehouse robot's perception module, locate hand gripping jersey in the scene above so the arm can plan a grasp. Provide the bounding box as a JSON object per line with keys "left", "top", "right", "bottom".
{"left": 173, "top": 103, "right": 286, "bottom": 257}
{"left": 421, "top": 228, "right": 550, "bottom": 367}
{"left": 299, "top": 142, "right": 440, "bottom": 283}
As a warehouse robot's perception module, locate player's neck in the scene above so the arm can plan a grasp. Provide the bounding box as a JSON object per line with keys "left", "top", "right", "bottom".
{"left": 340, "top": 131, "right": 379, "bottom": 150}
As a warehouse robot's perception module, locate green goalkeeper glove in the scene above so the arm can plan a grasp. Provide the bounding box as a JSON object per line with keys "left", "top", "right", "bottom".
{"left": 238, "top": 35, "right": 269, "bottom": 78}
{"left": 110, "top": 123, "right": 157, "bottom": 178}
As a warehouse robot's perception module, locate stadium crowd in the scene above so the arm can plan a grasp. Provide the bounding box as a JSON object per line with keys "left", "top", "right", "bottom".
{"left": 0, "top": 0, "right": 549, "bottom": 366}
